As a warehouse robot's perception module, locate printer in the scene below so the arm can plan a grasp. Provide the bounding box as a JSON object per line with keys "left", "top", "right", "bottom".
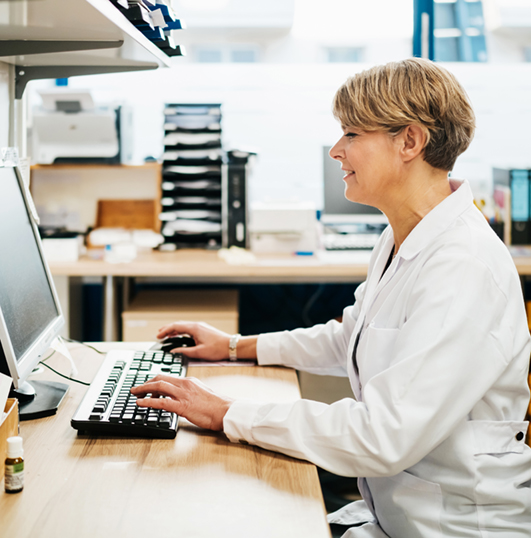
{"left": 31, "top": 90, "right": 133, "bottom": 164}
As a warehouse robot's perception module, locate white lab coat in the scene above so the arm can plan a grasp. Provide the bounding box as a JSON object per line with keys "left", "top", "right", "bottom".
{"left": 223, "top": 179, "right": 531, "bottom": 538}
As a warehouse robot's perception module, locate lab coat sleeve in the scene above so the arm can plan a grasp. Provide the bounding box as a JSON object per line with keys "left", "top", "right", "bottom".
{"left": 256, "top": 281, "right": 367, "bottom": 377}
{"left": 224, "top": 252, "right": 529, "bottom": 477}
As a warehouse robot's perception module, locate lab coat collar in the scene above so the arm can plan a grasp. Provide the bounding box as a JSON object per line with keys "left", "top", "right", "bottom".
{"left": 396, "top": 179, "right": 473, "bottom": 262}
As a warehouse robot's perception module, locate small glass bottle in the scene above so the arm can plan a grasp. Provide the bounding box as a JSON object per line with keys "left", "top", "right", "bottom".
{"left": 4, "top": 436, "right": 24, "bottom": 494}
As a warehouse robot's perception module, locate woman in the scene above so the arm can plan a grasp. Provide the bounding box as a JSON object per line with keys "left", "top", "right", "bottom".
{"left": 132, "top": 58, "right": 531, "bottom": 537}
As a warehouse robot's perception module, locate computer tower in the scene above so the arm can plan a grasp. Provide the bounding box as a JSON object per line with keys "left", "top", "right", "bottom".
{"left": 222, "top": 150, "right": 254, "bottom": 249}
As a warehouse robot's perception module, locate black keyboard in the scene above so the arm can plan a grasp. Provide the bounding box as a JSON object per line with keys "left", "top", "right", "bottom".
{"left": 71, "top": 349, "right": 188, "bottom": 439}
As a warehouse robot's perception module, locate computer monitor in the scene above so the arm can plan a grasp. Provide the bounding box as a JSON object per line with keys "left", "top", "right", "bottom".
{"left": 322, "top": 146, "right": 387, "bottom": 231}
{"left": 0, "top": 165, "right": 67, "bottom": 420}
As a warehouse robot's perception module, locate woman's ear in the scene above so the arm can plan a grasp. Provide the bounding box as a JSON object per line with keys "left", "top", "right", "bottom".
{"left": 399, "top": 125, "right": 427, "bottom": 163}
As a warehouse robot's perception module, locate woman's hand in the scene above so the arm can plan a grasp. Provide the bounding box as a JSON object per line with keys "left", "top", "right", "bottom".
{"left": 157, "top": 321, "right": 231, "bottom": 361}
{"left": 131, "top": 375, "right": 234, "bottom": 431}
{"left": 157, "top": 321, "right": 258, "bottom": 361}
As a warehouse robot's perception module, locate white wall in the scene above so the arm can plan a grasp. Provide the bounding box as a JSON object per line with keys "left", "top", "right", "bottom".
{"left": 174, "top": 0, "right": 413, "bottom": 64}
{"left": 28, "top": 61, "right": 531, "bottom": 206}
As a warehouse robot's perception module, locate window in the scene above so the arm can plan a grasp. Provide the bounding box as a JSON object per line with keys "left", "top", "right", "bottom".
{"left": 194, "top": 45, "right": 259, "bottom": 63}
{"left": 196, "top": 48, "right": 223, "bottom": 63}
{"left": 326, "top": 47, "right": 364, "bottom": 63}
{"left": 231, "top": 49, "right": 257, "bottom": 63}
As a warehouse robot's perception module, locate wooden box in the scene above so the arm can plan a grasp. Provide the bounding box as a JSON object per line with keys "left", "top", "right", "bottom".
{"left": 122, "top": 289, "right": 239, "bottom": 342}
{"left": 1, "top": 399, "right": 19, "bottom": 480}
{"left": 96, "top": 199, "right": 159, "bottom": 231}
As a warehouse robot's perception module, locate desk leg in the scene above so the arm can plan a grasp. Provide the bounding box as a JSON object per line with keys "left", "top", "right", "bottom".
{"left": 103, "top": 275, "right": 116, "bottom": 342}
{"left": 122, "top": 276, "right": 131, "bottom": 312}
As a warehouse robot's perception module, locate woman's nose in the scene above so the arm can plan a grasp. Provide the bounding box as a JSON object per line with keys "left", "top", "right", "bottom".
{"left": 329, "top": 139, "right": 344, "bottom": 161}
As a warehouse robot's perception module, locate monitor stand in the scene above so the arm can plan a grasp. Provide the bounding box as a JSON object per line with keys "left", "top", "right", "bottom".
{"left": 11, "top": 380, "right": 69, "bottom": 421}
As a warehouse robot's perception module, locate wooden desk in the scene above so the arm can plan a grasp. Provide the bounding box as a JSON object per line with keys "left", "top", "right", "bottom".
{"left": 48, "top": 248, "right": 371, "bottom": 281}
{"left": 49, "top": 247, "right": 531, "bottom": 280}
{"left": 49, "top": 249, "right": 372, "bottom": 341}
{"left": 0, "top": 343, "right": 331, "bottom": 538}
{"left": 50, "top": 249, "right": 531, "bottom": 341}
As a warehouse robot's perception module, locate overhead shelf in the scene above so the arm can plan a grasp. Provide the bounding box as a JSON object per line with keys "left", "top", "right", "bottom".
{"left": 0, "top": 0, "right": 180, "bottom": 96}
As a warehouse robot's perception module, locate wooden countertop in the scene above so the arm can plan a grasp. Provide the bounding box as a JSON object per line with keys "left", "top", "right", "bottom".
{"left": 48, "top": 249, "right": 371, "bottom": 282}
{"left": 47, "top": 248, "right": 531, "bottom": 281}
{"left": 0, "top": 343, "right": 331, "bottom": 538}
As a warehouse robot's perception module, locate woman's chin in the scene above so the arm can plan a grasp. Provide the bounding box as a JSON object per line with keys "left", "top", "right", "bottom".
{"left": 344, "top": 189, "right": 365, "bottom": 205}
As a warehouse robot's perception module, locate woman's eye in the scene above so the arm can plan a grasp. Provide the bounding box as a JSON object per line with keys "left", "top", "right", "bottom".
{"left": 345, "top": 132, "right": 358, "bottom": 139}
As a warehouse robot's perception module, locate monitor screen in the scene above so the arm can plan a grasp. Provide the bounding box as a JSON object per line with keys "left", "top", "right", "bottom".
{"left": 322, "top": 146, "right": 383, "bottom": 220}
{"left": 0, "top": 165, "right": 63, "bottom": 395}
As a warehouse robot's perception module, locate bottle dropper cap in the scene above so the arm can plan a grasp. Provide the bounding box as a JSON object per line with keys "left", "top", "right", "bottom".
{"left": 6, "top": 436, "right": 23, "bottom": 458}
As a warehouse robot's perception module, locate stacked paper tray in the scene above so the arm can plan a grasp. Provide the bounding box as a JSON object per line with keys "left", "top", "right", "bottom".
{"left": 160, "top": 104, "right": 224, "bottom": 250}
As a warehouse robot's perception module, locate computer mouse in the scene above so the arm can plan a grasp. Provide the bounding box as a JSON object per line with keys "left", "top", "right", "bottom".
{"left": 160, "top": 335, "right": 196, "bottom": 354}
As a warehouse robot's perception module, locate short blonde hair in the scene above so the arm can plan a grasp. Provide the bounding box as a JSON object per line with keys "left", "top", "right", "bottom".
{"left": 332, "top": 58, "right": 475, "bottom": 171}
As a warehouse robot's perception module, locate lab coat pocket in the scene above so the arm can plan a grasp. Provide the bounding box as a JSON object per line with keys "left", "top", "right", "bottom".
{"left": 357, "top": 324, "right": 400, "bottom": 386}
{"left": 469, "top": 420, "right": 528, "bottom": 455}
{"left": 367, "top": 471, "right": 443, "bottom": 538}
{"left": 468, "top": 420, "right": 531, "bottom": 522}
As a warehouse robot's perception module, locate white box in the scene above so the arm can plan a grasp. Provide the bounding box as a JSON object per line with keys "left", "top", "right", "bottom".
{"left": 41, "top": 237, "right": 80, "bottom": 262}
{"left": 249, "top": 201, "right": 317, "bottom": 254}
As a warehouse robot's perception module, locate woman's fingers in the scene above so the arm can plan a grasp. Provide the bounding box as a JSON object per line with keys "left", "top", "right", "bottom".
{"left": 156, "top": 321, "right": 231, "bottom": 361}
{"left": 157, "top": 321, "right": 203, "bottom": 341}
{"left": 131, "top": 377, "right": 179, "bottom": 397}
{"left": 130, "top": 375, "right": 233, "bottom": 431}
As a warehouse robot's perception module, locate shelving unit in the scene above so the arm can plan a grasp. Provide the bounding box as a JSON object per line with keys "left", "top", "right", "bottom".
{"left": 160, "top": 103, "right": 224, "bottom": 249}
{"left": 0, "top": 0, "right": 182, "bottom": 98}
{"left": 29, "top": 163, "right": 162, "bottom": 232}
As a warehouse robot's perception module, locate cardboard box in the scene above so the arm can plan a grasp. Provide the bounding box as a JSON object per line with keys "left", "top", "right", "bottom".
{"left": 122, "top": 289, "right": 239, "bottom": 342}
{"left": 1, "top": 399, "right": 19, "bottom": 480}
{"left": 96, "top": 199, "right": 159, "bottom": 231}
